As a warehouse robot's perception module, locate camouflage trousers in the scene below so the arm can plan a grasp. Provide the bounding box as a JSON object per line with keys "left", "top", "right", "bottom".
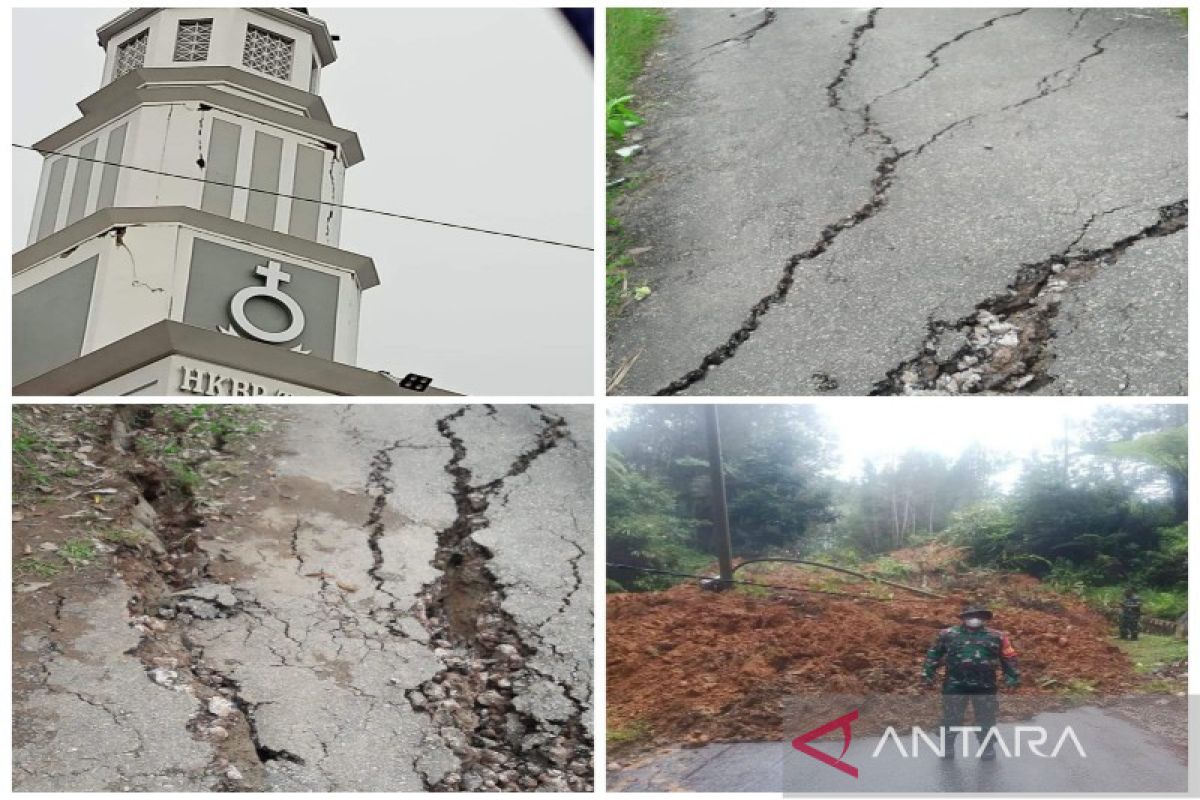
{"left": 1119, "top": 615, "right": 1140, "bottom": 640}
{"left": 940, "top": 692, "right": 999, "bottom": 754}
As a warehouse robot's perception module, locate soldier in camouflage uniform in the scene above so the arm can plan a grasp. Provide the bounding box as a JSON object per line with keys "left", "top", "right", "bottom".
{"left": 1118, "top": 588, "right": 1142, "bottom": 640}
{"left": 922, "top": 605, "right": 1019, "bottom": 760}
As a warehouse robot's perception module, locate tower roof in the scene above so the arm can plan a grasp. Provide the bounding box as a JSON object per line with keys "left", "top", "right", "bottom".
{"left": 97, "top": 7, "right": 339, "bottom": 65}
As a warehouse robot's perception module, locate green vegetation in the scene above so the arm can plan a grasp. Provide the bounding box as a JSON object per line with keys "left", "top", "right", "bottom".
{"left": 607, "top": 405, "right": 1187, "bottom": 611}
{"left": 607, "top": 96, "right": 644, "bottom": 142}
{"left": 13, "top": 412, "right": 64, "bottom": 490}
{"left": 16, "top": 557, "right": 62, "bottom": 578}
{"left": 168, "top": 461, "right": 201, "bottom": 493}
{"left": 605, "top": 216, "right": 635, "bottom": 310}
{"left": 103, "top": 528, "right": 145, "bottom": 547}
{"left": 1115, "top": 634, "right": 1187, "bottom": 674}
{"left": 606, "top": 9, "right": 667, "bottom": 314}
{"left": 1063, "top": 582, "right": 1187, "bottom": 619}
{"left": 607, "top": 406, "right": 834, "bottom": 589}
{"left": 607, "top": 719, "right": 652, "bottom": 746}
{"left": 60, "top": 538, "right": 96, "bottom": 566}
{"left": 607, "top": 451, "right": 708, "bottom": 590}
{"left": 606, "top": 9, "right": 667, "bottom": 112}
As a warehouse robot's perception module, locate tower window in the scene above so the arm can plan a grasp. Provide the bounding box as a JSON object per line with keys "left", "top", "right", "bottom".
{"left": 174, "top": 19, "right": 213, "bottom": 62}
{"left": 242, "top": 25, "right": 294, "bottom": 80}
{"left": 113, "top": 29, "right": 148, "bottom": 79}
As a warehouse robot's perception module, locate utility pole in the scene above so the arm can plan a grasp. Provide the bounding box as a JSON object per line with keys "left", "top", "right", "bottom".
{"left": 703, "top": 405, "right": 734, "bottom": 585}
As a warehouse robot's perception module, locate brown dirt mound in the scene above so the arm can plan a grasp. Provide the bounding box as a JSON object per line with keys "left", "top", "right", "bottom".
{"left": 607, "top": 581, "right": 1137, "bottom": 747}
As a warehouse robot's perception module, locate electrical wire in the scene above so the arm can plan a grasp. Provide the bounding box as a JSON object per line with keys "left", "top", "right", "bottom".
{"left": 605, "top": 562, "right": 891, "bottom": 601}
{"left": 13, "top": 142, "right": 593, "bottom": 252}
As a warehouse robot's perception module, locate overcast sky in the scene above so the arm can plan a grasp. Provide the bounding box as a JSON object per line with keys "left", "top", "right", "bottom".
{"left": 607, "top": 399, "right": 1177, "bottom": 488}
{"left": 12, "top": 8, "right": 593, "bottom": 396}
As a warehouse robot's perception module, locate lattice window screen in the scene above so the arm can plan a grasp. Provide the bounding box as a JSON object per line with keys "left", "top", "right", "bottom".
{"left": 242, "top": 25, "right": 294, "bottom": 80}
{"left": 114, "top": 30, "right": 148, "bottom": 79}
{"left": 174, "top": 19, "right": 212, "bottom": 62}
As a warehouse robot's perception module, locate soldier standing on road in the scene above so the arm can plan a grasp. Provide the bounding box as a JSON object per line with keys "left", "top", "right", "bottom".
{"left": 1119, "top": 588, "right": 1143, "bottom": 640}
{"left": 922, "top": 605, "right": 1019, "bottom": 760}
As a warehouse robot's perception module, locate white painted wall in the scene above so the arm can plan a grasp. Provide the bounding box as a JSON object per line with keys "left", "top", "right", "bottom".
{"left": 29, "top": 101, "right": 349, "bottom": 247}
{"left": 15, "top": 219, "right": 363, "bottom": 366}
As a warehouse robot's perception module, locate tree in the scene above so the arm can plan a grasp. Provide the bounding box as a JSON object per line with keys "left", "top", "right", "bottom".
{"left": 605, "top": 449, "right": 703, "bottom": 589}
{"left": 1105, "top": 426, "right": 1187, "bottom": 522}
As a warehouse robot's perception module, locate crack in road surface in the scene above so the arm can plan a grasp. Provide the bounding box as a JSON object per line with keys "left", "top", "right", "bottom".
{"left": 404, "top": 405, "right": 590, "bottom": 791}
{"left": 12, "top": 406, "right": 593, "bottom": 792}
{"left": 871, "top": 199, "right": 1187, "bottom": 394}
{"left": 610, "top": 8, "right": 1185, "bottom": 396}
{"left": 656, "top": 9, "right": 898, "bottom": 396}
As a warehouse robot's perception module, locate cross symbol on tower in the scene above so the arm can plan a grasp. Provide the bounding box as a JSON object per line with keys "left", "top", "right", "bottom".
{"left": 255, "top": 260, "right": 292, "bottom": 289}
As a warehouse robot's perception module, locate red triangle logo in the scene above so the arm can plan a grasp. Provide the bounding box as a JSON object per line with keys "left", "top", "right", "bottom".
{"left": 790, "top": 708, "right": 859, "bottom": 778}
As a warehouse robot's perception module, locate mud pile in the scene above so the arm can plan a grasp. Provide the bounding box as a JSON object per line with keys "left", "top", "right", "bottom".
{"left": 607, "top": 575, "right": 1136, "bottom": 746}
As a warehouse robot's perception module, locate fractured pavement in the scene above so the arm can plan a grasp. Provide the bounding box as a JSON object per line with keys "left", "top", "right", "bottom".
{"left": 12, "top": 405, "right": 594, "bottom": 792}
{"left": 607, "top": 8, "right": 1186, "bottom": 395}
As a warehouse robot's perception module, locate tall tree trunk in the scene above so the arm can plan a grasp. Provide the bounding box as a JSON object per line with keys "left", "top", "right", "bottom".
{"left": 1169, "top": 471, "right": 1188, "bottom": 524}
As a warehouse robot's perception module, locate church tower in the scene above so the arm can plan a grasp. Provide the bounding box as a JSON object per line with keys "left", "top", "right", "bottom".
{"left": 13, "top": 8, "right": 451, "bottom": 396}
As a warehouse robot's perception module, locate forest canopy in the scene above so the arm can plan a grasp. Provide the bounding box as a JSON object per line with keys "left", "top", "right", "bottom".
{"left": 606, "top": 404, "right": 1186, "bottom": 616}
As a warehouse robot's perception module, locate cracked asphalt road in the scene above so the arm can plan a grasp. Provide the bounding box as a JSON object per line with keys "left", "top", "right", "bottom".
{"left": 13, "top": 405, "right": 593, "bottom": 792}
{"left": 607, "top": 7, "right": 1186, "bottom": 396}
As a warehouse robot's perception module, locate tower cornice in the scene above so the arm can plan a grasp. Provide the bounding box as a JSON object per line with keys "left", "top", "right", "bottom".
{"left": 78, "top": 66, "right": 333, "bottom": 123}
{"left": 33, "top": 71, "right": 363, "bottom": 166}
{"left": 13, "top": 206, "right": 379, "bottom": 290}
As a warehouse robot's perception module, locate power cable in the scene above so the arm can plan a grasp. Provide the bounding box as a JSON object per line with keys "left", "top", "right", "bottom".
{"left": 605, "top": 562, "right": 892, "bottom": 601}
{"left": 13, "top": 142, "right": 593, "bottom": 252}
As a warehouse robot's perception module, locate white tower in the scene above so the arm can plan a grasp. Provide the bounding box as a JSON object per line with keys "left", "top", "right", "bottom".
{"left": 13, "top": 8, "right": 451, "bottom": 396}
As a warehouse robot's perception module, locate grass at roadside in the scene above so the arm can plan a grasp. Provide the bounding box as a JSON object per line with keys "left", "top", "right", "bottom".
{"left": 1114, "top": 634, "right": 1188, "bottom": 674}
{"left": 606, "top": 9, "right": 667, "bottom": 319}
{"left": 607, "top": 9, "right": 668, "bottom": 105}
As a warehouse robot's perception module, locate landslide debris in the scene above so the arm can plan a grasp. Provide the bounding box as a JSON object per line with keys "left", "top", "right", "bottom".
{"left": 607, "top": 563, "right": 1139, "bottom": 749}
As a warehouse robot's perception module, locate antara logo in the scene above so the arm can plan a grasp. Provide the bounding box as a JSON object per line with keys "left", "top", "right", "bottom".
{"left": 791, "top": 711, "right": 1088, "bottom": 778}
{"left": 791, "top": 709, "right": 859, "bottom": 778}
{"left": 872, "top": 725, "right": 1087, "bottom": 759}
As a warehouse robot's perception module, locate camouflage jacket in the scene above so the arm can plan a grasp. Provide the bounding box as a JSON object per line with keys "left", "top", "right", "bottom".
{"left": 922, "top": 624, "right": 1019, "bottom": 693}
{"left": 1120, "top": 596, "right": 1143, "bottom": 619}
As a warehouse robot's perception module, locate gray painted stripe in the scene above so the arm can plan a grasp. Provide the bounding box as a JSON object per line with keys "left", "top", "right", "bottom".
{"left": 288, "top": 144, "right": 323, "bottom": 240}
{"left": 13, "top": 255, "right": 99, "bottom": 383}
{"left": 96, "top": 123, "right": 128, "bottom": 210}
{"left": 200, "top": 118, "right": 240, "bottom": 217}
{"left": 65, "top": 139, "right": 99, "bottom": 225}
{"left": 246, "top": 131, "right": 283, "bottom": 229}
{"left": 36, "top": 158, "right": 69, "bottom": 241}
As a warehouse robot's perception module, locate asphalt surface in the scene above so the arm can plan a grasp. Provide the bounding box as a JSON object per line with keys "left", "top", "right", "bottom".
{"left": 12, "top": 405, "right": 593, "bottom": 791}
{"left": 607, "top": 8, "right": 1187, "bottom": 396}
{"left": 609, "top": 707, "right": 1186, "bottom": 792}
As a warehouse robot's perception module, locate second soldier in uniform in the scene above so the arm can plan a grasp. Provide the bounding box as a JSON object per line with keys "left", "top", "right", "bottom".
{"left": 1118, "top": 587, "right": 1143, "bottom": 640}
{"left": 922, "top": 605, "right": 1019, "bottom": 760}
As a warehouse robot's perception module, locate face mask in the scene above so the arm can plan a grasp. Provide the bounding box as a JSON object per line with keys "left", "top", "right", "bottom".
{"left": 964, "top": 618, "right": 984, "bottom": 629}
